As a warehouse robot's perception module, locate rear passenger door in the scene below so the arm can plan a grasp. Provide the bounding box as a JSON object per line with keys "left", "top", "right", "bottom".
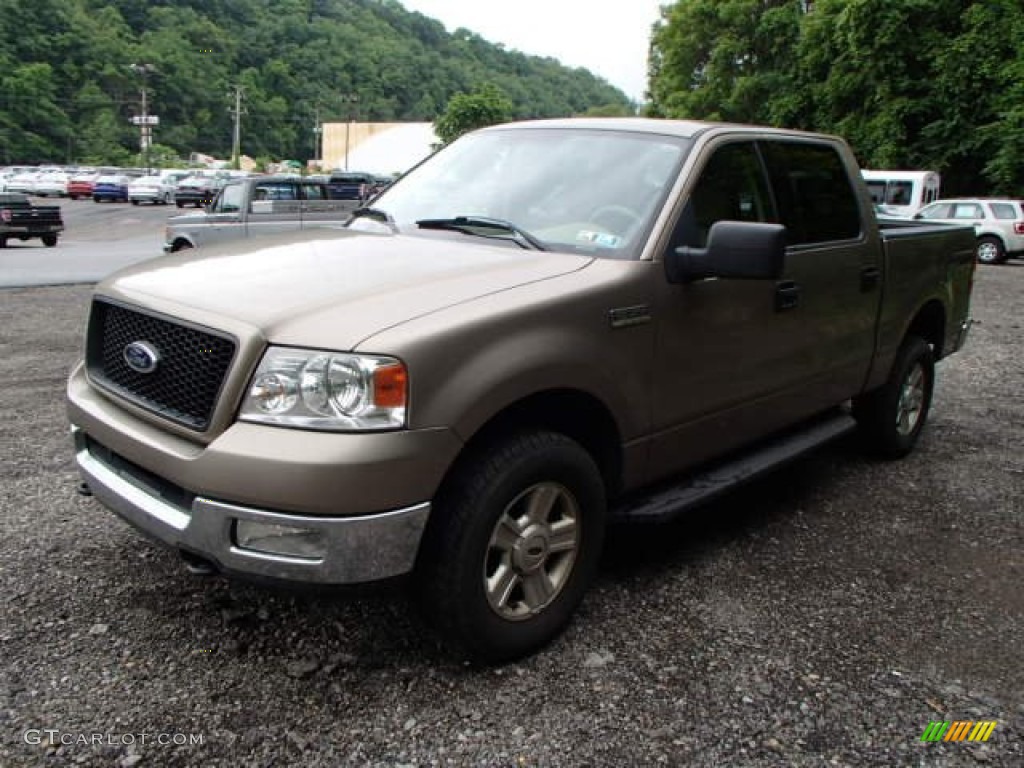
{"left": 246, "top": 180, "right": 303, "bottom": 239}
{"left": 648, "top": 137, "right": 881, "bottom": 480}
{"left": 759, "top": 139, "right": 882, "bottom": 408}
{"left": 299, "top": 182, "right": 351, "bottom": 229}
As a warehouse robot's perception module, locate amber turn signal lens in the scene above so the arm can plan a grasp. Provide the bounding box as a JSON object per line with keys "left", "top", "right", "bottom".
{"left": 373, "top": 364, "right": 407, "bottom": 408}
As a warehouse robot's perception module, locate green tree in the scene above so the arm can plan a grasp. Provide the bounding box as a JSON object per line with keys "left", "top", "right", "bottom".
{"left": 647, "top": 0, "right": 803, "bottom": 124}
{"left": 434, "top": 83, "right": 514, "bottom": 144}
{"left": 648, "top": 0, "right": 1024, "bottom": 194}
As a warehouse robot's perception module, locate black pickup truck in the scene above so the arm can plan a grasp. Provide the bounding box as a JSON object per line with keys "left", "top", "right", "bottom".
{"left": 0, "top": 192, "right": 64, "bottom": 247}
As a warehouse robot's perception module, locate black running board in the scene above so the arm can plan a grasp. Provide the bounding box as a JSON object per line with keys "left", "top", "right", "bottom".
{"left": 610, "top": 410, "right": 857, "bottom": 524}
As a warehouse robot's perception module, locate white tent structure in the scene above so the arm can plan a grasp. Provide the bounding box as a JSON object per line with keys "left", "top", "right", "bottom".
{"left": 321, "top": 122, "right": 440, "bottom": 176}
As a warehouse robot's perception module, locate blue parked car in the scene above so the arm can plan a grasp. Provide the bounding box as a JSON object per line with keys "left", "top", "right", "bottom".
{"left": 92, "top": 174, "right": 131, "bottom": 203}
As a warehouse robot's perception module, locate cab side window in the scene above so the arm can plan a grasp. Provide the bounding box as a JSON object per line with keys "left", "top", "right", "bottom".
{"left": 917, "top": 203, "right": 952, "bottom": 219}
{"left": 214, "top": 183, "right": 245, "bottom": 213}
{"left": 760, "top": 141, "right": 862, "bottom": 245}
{"left": 676, "top": 142, "right": 773, "bottom": 249}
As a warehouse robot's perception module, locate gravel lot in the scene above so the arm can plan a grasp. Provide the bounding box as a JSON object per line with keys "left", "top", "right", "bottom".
{"left": 1, "top": 260, "right": 1022, "bottom": 766}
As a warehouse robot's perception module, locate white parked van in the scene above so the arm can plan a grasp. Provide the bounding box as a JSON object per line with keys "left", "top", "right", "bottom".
{"left": 862, "top": 170, "right": 941, "bottom": 217}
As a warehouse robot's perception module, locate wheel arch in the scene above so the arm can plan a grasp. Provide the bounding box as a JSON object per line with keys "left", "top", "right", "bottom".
{"left": 904, "top": 298, "right": 946, "bottom": 360}
{"left": 169, "top": 236, "right": 196, "bottom": 252}
{"left": 440, "top": 388, "right": 624, "bottom": 503}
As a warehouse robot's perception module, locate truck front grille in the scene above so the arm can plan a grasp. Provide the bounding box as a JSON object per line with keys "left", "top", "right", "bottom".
{"left": 85, "top": 299, "right": 237, "bottom": 431}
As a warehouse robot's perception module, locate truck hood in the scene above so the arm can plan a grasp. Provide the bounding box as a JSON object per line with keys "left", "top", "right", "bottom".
{"left": 101, "top": 229, "right": 593, "bottom": 349}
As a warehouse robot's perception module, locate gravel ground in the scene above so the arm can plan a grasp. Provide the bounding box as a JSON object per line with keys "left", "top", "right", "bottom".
{"left": 1, "top": 265, "right": 1022, "bottom": 767}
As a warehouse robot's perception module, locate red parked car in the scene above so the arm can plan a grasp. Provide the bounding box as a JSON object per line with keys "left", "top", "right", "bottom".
{"left": 67, "top": 173, "right": 100, "bottom": 200}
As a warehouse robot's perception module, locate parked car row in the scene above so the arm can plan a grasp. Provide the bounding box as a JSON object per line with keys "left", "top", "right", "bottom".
{"left": 0, "top": 166, "right": 236, "bottom": 204}
{"left": 2, "top": 165, "right": 395, "bottom": 209}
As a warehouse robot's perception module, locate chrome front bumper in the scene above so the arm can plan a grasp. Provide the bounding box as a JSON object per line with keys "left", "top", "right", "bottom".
{"left": 73, "top": 426, "right": 431, "bottom": 585}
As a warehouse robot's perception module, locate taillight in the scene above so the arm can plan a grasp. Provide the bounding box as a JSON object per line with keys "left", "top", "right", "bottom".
{"left": 1014, "top": 221, "right": 1024, "bottom": 235}
{"left": 0, "top": 208, "right": 10, "bottom": 223}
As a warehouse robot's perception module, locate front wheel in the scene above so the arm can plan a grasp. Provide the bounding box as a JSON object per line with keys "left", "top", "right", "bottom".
{"left": 416, "top": 430, "right": 606, "bottom": 663}
{"left": 853, "top": 335, "right": 935, "bottom": 458}
{"left": 976, "top": 236, "right": 1006, "bottom": 265}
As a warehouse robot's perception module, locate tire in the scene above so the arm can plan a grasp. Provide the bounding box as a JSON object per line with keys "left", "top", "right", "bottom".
{"left": 416, "top": 430, "right": 606, "bottom": 663}
{"left": 131, "top": 199, "right": 139, "bottom": 206}
{"left": 42, "top": 234, "right": 57, "bottom": 247}
{"left": 0, "top": 236, "right": 6, "bottom": 248}
{"left": 170, "top": 240, "right": 193, "bottom": 253}
{"left": 853, "top": 335, "right": 935, "bottom": 459}
{"left": 976, "top": 236, "right": 1006, "bottom": 265}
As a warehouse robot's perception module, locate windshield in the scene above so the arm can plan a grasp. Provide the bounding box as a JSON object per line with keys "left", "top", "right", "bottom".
{"left": 349, "top": 127, "right": 690, "bottom": 258}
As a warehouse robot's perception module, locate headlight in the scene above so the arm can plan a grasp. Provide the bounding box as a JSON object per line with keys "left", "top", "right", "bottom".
{"left": 239, "top": 347, "right": 407, "bottom": 431}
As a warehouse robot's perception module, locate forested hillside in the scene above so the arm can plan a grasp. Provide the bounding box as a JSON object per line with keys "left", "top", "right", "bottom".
{"left": 648, "top": 0, "right": 1024, "bottom": 195}
{"left": 0, "top": 0, "right": 631, "bottom": 165}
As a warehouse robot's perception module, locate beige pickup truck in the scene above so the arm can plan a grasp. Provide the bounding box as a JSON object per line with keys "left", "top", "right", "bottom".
{"left": 68, "top": 118, "right": 975, "bottom": 662}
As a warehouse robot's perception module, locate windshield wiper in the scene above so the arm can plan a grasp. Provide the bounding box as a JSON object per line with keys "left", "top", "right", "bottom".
{"left": 349, "top": 206, "right": 398, "bottom": 233}
{"left": 416, "top": 215, "right": 547, "bottom": 251}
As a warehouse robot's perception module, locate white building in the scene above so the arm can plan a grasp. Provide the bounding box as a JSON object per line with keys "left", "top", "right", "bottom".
{"left": 321, "top": 122, "right": 439, "bottom": 175}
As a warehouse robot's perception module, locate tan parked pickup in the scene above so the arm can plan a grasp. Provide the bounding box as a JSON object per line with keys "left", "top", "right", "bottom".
{"left": 68, "top": 119, "right": 975, "bottom": 662}
{"left": 162, "top": 174, "right": 355, "bottom": 253}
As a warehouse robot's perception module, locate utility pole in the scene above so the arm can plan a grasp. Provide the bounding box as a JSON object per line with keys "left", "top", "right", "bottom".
{"left": 129, "top": 63, "right": 157, "bottom": 172}
{"left": 228, "top": 84, "right": 246, "bottom": 169}
{"left": 312, "top": 102, "right": 322, "bottom": 169}
{"left": 341, "top": 93, "right": 358, "bottom": 170}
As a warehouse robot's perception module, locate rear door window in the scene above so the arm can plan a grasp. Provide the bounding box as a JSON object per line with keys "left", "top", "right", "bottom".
{"left": 760, "top": 141, "right": 862, "bottom": 245}
{"left": 951, "top": 203, "right": 983, "bottom": 219}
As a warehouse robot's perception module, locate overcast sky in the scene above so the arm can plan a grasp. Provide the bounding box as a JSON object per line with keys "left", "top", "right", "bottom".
{"left": 397, "top": 1, "right": 667, "bottom": 103}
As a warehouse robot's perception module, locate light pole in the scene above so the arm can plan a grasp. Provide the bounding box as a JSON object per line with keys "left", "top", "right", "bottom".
{"left": 129, "top": 63, "right": 157, "bottom": 172}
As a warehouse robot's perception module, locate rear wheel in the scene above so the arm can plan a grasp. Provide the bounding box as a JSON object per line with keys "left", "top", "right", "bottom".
{"left": 42, "top": 234, "right": 57, "bottom": 247}
{"left": 853, "top": 335, "right": 934, "bottom": 458}
{"left": 0, "top": 236, "right": 7, "bottom": 248}
{"left": 416, "top": 430, "right": 606, "bottom": 663}
{"left": 976, "top": 236, "right": 1006, "bottom": 264}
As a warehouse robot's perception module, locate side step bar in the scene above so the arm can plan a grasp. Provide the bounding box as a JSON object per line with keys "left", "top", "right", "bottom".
{"left": 611, "top": 410, "right": 857, "bottom": 524}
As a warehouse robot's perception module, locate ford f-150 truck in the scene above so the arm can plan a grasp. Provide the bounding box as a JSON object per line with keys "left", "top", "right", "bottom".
{"left": 163, "top": 175, "right": 354, "bottom": 252}
{"left": 0, "top": 192, "right": 63, "bottom": 247}
{"left": 68, "top": 118, "right": 975, "bottom": 662}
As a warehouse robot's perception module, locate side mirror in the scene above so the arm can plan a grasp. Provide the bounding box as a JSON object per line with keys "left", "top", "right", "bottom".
{"left": 666, "top": 221, "right": 786, "bottom": 284}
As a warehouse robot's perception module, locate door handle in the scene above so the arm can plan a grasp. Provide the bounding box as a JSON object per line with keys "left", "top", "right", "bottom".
{"left": 860, "top": 266, "right": 881, "bottom": 292}
{"left": 775, "top": 280, "right": 801, "bottom": 312}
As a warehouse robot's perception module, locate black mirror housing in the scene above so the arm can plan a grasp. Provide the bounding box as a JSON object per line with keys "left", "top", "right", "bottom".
{"left": 666, "top": 221, "right": 786, "bottom": 283}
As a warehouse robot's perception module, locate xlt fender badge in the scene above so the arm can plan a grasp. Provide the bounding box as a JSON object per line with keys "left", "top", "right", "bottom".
{"left": 609, "top": 305, "right": 652, "bottom": 329}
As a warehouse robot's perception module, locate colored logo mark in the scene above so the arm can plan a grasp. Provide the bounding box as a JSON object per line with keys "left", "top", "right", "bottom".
{"left": 921, "top": 721, "right": 997, "bottom": 742}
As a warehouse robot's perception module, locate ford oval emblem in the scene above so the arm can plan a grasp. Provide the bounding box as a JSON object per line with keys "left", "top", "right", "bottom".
{"left": 123, "top": 341, "right": 160, "bottom": 374}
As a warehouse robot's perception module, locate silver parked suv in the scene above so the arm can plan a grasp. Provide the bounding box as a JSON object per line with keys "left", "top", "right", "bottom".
{"left": 914, "top": 198, "right": 1024, "bottom": 264}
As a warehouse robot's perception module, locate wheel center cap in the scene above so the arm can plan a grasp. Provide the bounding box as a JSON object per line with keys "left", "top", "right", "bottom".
{"left": 514, "top": 528, "right": 549, "bottom": 572}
